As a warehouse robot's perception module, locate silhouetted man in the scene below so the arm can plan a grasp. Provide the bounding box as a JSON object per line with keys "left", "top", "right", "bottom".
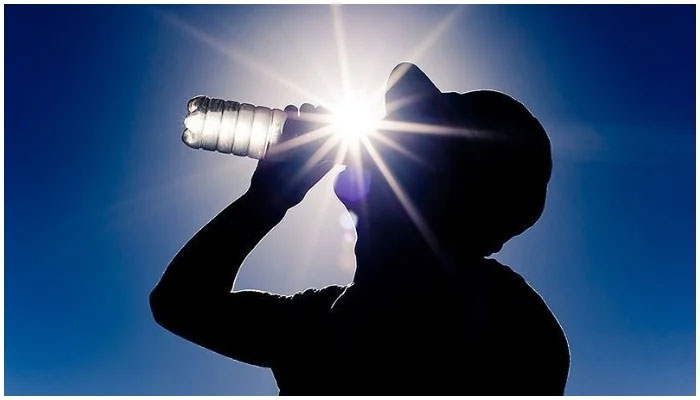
{"left": 150, "top": 63, "right": 570, "bottom": 395}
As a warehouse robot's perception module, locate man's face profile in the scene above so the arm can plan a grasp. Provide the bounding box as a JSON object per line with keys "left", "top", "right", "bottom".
{"left": 334, "top": 63, "right": 552, "bottom": 257}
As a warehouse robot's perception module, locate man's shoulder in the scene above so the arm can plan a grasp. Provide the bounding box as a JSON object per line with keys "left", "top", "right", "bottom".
{"left": 480, "top": 258, "right": 569, "bottom": 348}
{"left": 475, "top": 258, "right": 560, "bottom": 325}
{"left": 289, "top": 284, "right": 347, "bottom": 310}
{"left": 472, "top": 258, "right": 528, "bottom": 290}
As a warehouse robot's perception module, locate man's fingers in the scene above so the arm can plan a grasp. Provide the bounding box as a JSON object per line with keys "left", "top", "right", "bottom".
{"left": 280, "top": 103, "right": 329, "bottom": 150}
{"left": 297, "top": 103, "right": 323, "bottom": 138}
{"left": 280, "top": 104, "right": 301, "bottom": 142}
{"left": 284, "top": 104, "right": 299, "bottom": 119}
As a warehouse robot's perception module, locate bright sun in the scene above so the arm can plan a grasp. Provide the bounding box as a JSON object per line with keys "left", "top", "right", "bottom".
{"left": 330, "top": 95, "right": 383, "bottom": 142}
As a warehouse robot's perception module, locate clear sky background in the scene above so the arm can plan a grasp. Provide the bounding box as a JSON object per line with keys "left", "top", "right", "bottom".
{"left": 5, "top": 4, "right": 695, "bottom": 395}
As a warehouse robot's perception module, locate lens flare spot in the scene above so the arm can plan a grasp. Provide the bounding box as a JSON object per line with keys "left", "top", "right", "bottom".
{"left": 334, "top": 168, "right": 371, "bottom": 203}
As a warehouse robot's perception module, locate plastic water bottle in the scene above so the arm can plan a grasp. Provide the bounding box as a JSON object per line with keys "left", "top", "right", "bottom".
{"left": 183, "top": 95, "right": 288, "bottom": 160}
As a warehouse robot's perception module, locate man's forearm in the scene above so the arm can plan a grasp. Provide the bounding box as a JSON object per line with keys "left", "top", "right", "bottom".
{"left": 152, "top": 189, "right": 287, "bottom": 298}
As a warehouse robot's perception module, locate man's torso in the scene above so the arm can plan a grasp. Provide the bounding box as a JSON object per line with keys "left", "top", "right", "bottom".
{"left": 271, "top": 259, "right": 570, "bottom": 395}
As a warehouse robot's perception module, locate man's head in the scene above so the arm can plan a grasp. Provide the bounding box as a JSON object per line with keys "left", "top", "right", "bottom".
{"left": 334, "top": 63, "right": 551, "bottom": 258}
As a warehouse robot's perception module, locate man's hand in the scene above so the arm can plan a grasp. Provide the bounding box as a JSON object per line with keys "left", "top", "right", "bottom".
{"left": 152, "top": 104, "right": 337, "bottom": 369}
{"left": 248, "top": 103, "right": 334, "bottom": 211}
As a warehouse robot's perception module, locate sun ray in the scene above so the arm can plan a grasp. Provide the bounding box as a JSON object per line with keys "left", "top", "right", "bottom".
{"left": 311, "top": 61, "right": 342, "bottom": 106}
{"left": 359, "top": 135, "right": 440, "bottom": 253}
{"left": 290, "top": 135, "right": 342, "bottom": 185}
{"left": 347, "top": 138, "right": 364, "bottom": 170}
{"left": 265, "top": 125, "right": 334, "bottom": 158}
{"left": 383, "top": 93, "right": 423, "bottom": 117}
{"left": 157, "top": 6, "right": 473, "bottom": 263}
{"left": 366, "top": 131, "right": 426, "bottom": 165}
{"left": 384, "top": 6, "right": 465, "bottom": 94}
{"left": 377, "top": 119, "right": 499, "bottom": 140}
{"left": 405, "top": 6, "right": 465, "bottom": 69}
{"left": 155, "top": 10, "right": 329, "bottom": 107}
{"left": 367, "top": 6, "right": 465, "bottom": 112}
{"left": 343, "top": 137, "right": 368, "bottom": 202}
{"left": 293, "top": 137, "right": 349, "bottom": 275}
{"left": 334, "top": 136, "right": 351, "bottom": 166}
{"left": 331, "top": 4, "right": 352, "bottom": 96}
{"left": 106, "top": 154, "right": 243, "bottom": 231}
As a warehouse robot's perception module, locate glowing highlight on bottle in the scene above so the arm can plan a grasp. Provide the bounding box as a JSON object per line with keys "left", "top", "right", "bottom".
{"left": 182, "top": 95, "right": 287, "bottom": 160}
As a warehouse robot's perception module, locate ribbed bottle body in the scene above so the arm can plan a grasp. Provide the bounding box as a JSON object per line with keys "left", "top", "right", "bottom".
{"left": 183, "top": 95, "right": 287, "bottom": 160}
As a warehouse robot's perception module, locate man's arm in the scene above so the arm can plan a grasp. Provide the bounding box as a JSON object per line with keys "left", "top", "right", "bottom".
{"left": 149, "top": 104, "right": 333, "bottom": 367}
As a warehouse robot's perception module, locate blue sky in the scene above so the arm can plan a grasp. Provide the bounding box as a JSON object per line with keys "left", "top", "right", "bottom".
{"left": 5, "top": 4, "right": 695, "bottom": 395}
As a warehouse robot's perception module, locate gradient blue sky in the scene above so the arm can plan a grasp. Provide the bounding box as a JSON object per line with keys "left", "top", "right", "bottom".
{"left": 5, "top": 4, "right": 695, "bottom": 395}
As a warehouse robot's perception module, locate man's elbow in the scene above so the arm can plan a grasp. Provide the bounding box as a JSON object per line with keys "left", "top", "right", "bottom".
{"left": 149, "top": 287, "right": 178, "bottom": 330}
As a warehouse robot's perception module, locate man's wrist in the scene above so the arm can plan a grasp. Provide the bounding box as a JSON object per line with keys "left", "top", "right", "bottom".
{"left": 243, "top": 186, "right": 293, "bottom": 218}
